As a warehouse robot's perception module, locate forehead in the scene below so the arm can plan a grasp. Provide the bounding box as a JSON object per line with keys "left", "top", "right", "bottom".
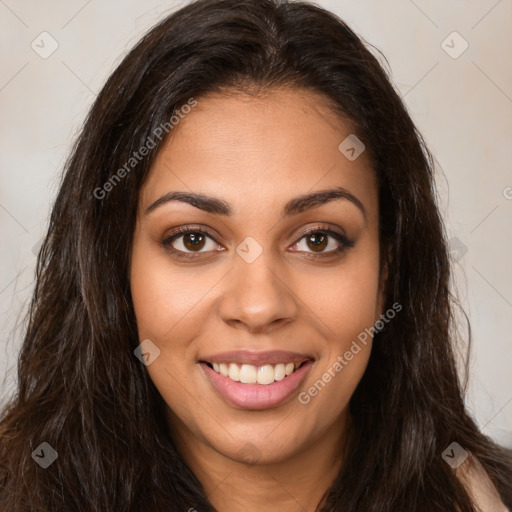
{"left": 140, "top": 87, "right": 377, "bottom": 222}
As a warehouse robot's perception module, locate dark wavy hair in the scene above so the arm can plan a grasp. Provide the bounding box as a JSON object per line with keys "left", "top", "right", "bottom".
{"left": 1, "top": 0, "right": 511, "bottom": 510}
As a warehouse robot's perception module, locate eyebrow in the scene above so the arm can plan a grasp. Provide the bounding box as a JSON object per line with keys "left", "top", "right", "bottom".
{"left": 145, "top": 186, "right": 366, "bottom": 221}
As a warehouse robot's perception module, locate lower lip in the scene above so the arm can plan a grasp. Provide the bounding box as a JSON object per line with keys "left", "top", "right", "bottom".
{"left": 200, "top": 361, "right": 313, "bottom": 410}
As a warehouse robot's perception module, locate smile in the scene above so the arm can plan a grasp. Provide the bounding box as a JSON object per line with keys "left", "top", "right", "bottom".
{"left": 198, "top": 350, "right": 315, "bottom": 410}
{"left": 206, "top": 361, "right": 304, "bottom": 385}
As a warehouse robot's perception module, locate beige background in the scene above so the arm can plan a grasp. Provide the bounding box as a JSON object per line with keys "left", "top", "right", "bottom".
{"left": 1, "top": 0, "right": 511, "bottom": 447}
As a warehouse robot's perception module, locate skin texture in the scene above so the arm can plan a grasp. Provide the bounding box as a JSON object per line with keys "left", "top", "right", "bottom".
{"left": 130, "top": 87, "right": 386, "bottom": 512}
{"left": 456, "top": 459, "right": 510, "bottom": 512}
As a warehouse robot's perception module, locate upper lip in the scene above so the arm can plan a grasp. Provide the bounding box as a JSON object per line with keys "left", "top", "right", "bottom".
{"left": 199, "top": 350, "right": 315, "bottom": 366}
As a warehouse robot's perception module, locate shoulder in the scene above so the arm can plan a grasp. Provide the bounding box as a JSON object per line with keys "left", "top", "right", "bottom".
{"left": 455, "top": 455, "right": 509, "bottom": 512}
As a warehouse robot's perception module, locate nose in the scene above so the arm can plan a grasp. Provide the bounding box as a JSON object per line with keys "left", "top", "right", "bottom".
{"left": 218, "top": 250, "right": 299, "bottom": 334}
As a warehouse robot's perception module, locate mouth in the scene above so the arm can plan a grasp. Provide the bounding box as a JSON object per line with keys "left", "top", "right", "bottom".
{"left": 198, "top": 350, "right": 315, "bottom": 410}
{"left": 202, "top": 360, "right": 310, "bottom": 385}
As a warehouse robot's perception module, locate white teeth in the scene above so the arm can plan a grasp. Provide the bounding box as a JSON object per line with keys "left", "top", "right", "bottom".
{"left": 208, "top": 361, "right": 306, "bottom": 385}
{"left": 239, "top": 364, "right": 257, "bottom": 383}
{"left": 228, "top": 363, "right": 240, "bottom": 381}
{"left": 274, "top": 363, "right": 286, "bottom": 381}
{"left": 257, "top": 365, "right": 275, "bottom": 385}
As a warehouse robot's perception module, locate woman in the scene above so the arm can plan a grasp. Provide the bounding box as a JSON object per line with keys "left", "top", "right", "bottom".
{"left": 0, "top": 0, "right": 510, "bottom": 510}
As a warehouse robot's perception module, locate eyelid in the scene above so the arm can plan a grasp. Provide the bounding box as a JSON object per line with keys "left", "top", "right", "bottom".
{"left": 161, "top": 225, "right": 222, "bottom": 252}
{"left": 161, "top": 223, "right": 353, "bottom": 257}
{"left": 289, "top": 225, "right": 354, "bottom": 257}
{"left": 293, "top": 222, "right": 347, "bottom": 241}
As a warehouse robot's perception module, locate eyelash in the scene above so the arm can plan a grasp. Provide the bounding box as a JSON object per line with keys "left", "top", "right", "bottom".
{"left": 161, "top": 225, "right": 354, "bottom": 260}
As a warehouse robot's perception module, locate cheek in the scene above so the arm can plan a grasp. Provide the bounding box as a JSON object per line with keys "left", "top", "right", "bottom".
{"left": 304, "top": 244, "right": 381, "bottom": 340}
{"left": 129, "top": 239, "right": 216, "bottom": 402}
{"left": 129, "top": 242, "right": 218, "bottom": 422}
{"left": 294, "top": 243, "right": 380, "bottom": 414}
{"left": 130, "top": 240, "right": 216, "bottom": 344}
{"left": 296, "top": 288, "right": 375, "bottom": 434}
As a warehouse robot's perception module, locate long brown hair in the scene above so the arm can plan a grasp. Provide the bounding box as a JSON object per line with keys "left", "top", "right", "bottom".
{"left": 1, "top": 1, "right": 511, "bottom": 510}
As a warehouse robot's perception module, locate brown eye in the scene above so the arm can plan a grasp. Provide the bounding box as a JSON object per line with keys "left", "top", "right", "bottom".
{"left": 305, "top": 233, "right": 328, "bottom": 252}
{"left": 182, "top": 232, "right": 206, "bottom": 251}
{"left": 162, "top": 228, "right": 223, "bottom": 256}
{"left": 290, "top": 229, "right": 352, "bottom": 256}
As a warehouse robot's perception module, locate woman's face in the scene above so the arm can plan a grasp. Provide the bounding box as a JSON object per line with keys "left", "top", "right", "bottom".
{"left": 130, "top": 87, "right": 384, "bottom": 466}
